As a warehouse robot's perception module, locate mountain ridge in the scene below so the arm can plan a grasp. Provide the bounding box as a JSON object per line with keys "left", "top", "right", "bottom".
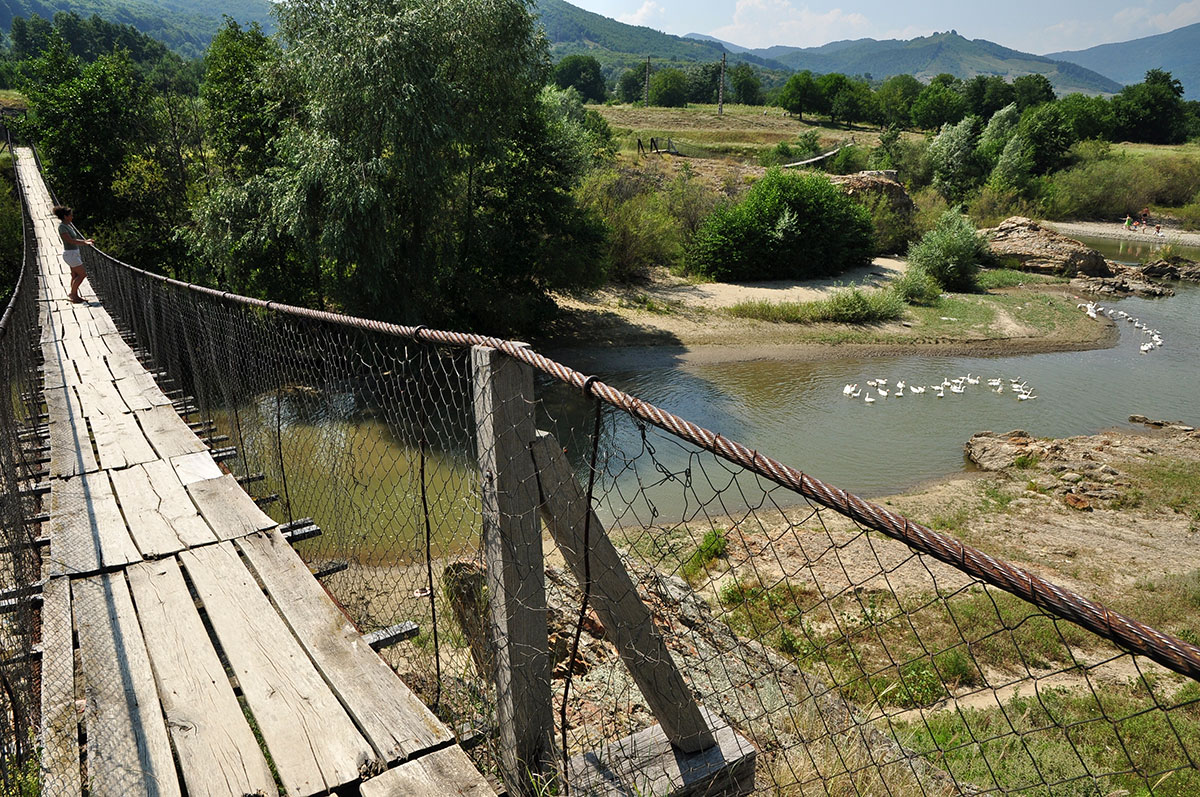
{"left": 1046, "top": 23, "right": 1200, "bottom": 98}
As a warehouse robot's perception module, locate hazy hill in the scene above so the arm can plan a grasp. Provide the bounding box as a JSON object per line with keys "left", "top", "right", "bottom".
{"left": 0, "top": 0, "right": 273, "bottom": 58}
{"left": 744, "top": 31, "right": 1122, "bottom": 94}
{"left": 535, "top": 0, "right": 787, "bottom": 75}
{"left": 1046, "top": 23, "right": 1200, "bottom": 98}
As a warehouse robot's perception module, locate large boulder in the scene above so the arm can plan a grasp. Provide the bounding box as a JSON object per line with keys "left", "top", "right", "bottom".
{"left": 985, "top": 217, "right": 1112, "bottom": 277}
{"left": 829, "top": 171, "right": 916, "bottom": 217}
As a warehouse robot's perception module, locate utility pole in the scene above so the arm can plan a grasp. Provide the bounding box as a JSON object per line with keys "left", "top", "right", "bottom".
{"left": 718, "top": 53, "right": 726, "bottom": 115}
{"left": 643, "top": 57, "right": 650, "bottom": 106}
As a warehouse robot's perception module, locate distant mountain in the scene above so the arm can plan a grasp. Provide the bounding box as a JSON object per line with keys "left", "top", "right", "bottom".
{"left": 0, "top": 0, "right": 274, "bottom": 58}
{"left": 1046, "top": 23, "right": 1200, "bottom": 98}
{"left": 535, "top": 0, "right": 788, "bottom": 75}
{"left": 684, "top": 32, "right": 747, "bottom": 54}
{"left": 749, "top": 31, "right": 1122, "bottom": 95}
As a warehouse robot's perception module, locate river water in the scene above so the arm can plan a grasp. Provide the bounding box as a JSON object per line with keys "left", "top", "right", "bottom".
{"left": 548, "top": 235, "right": 1200, "bottom": 501}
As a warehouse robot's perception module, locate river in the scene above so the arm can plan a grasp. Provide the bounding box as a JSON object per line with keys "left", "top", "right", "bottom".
{"left": 545, "top": 236, "right": 1200, "bottom": 502}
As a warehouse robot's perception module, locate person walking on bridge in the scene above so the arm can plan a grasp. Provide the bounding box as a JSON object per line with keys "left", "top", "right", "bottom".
{"left": 54, "top": 205, "right": 93, "bottom": 303}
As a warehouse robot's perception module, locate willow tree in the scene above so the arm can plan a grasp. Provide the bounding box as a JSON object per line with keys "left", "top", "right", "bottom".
{"left": 244, "top": 0, "right": 600, "bottom": 330}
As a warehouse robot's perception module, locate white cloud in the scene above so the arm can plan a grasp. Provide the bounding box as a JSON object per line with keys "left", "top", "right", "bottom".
{"left": 618, "top": 0, "right": 667, "bottom": 27}
{"left": 708, "top": 0, "right": 871, "bottom": 49}
{"left": 1148, "top": 0, "right": 1200, "bottom": 31}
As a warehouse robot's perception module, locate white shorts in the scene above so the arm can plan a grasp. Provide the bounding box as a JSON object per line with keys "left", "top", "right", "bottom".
{"left": 63, "top": 249, "right": 83, "bottom": 268}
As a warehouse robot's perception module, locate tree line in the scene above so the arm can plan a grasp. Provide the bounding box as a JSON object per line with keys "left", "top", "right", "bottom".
{"left": 554, "top": 54, "right": 1200, "bottom": 146}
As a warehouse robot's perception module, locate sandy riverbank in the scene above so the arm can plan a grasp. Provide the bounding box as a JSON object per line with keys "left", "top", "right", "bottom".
{"left": 540, "top": 256, "right": 1113, "bottom": 367}
{"left": 1047, "top": 219, "right": 1200, "bottom": 246}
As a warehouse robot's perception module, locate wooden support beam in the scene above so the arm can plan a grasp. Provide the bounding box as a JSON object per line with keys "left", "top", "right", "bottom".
{"left": 363, "top": 621, "right": 420, "bottom": 651}
{"left": 236, "top": 472, "right": 266, "bottom": 486}
{"left": 254, "top": 493, "right": 280, "bottom": 507}
{"left": 531, "top": 432, "right": 715, "bottom": 753}
{"left": 472, "top": 345, "right": 553, "bottom": 794}
{"left": 281, "top": 518, "right": 321, "bottom": 544}
{"left": 310, "top": 559, "right": 348, "bottom": 579}
{"left": 210, "top": 446, "right": 238, "bottom": 463}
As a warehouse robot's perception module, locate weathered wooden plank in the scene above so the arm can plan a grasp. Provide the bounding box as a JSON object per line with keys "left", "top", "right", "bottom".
{"left": 567, "top": 708, "right": 756, "bottom": 797}
{"left": 471, "top": 346, "right": 553, "bottom": 789}
{"left": 114, "top": 371, "right": 172, "bottom": 411}
{"left": 237, "top": 529, "right": 452, "bottom": 762}
{"left": 170, "top": 451, "right": 223, "bottom": 485}
{"left": 531, "top": 432, "right": 715, "bottom": 753}
{"left": 48, "top": 473, "right": 142, "bottom": 576}
{"left": 187, "top": 474, "right": 276, "bottom": 539}
{"left": 110, "top": 461, "right": 217, "bottom": 556}
{"left": 126, "top": 558, "right": 276, "bottom": 797}
{"left": 73, "top": 573, "right": 182, "bottom": 797}
{"left": 46, "top": 384, "right": 98, "bottom": 478}
{"left": 41, "top": 339, "right": 77, "bottom": 389}
{"left": 137, "top": 405, "right": 208, "bottom": 459}
{"left": 90, "top": 409, "right": 158, "bottom": 471}
{"left": 104, "top": 349, "right": 150, "bottom": 382}
{"left": 74, "top": 379, "right": 132, "bottom": 420}
{"left": 359, "top": 747, "right": 497, "bottom": 797}
{"left": 179, "top": 543, "right": 374, "bottom": 796}
{"left": 39, "top": 577, "right": 81, "bottom": 796}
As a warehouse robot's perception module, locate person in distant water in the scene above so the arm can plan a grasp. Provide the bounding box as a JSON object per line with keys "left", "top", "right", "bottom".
{"left": 54, "top": 205, "right": 93, "bottom": 303}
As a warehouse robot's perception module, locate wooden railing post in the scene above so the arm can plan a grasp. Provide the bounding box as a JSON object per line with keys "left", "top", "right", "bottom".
{"left": 472, "top": 346, "right": 553, "bottom": 793}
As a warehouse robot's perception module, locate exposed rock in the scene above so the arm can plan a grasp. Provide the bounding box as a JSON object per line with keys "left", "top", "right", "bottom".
{"left": 965, "top": 430, "right": 1040, "bottom": 471}
{"left": 830, "top": 171, "right": 916, "bottom": 219}
{"left": 1139, "top": 257, "right": 1200, "bottom": 283}
{"left": 1064, "top": 493, "right": 1092, "bottom": 511}
{"left": 1129, "top": 414, "right": 1194, "bottom": 431}
{"left": 1071, "top": 262, "right": 1176, "bottom": 298}
{"left": 985, "top": 217, "right": 1112, "bottom": 277}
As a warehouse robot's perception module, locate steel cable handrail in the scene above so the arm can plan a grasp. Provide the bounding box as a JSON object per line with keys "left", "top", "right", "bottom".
{"left": 81, "top": 246, "right": 1200, "bottom": 684}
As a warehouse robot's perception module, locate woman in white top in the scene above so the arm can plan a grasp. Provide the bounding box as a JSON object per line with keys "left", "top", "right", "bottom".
{"left": 53, "top": 205, "right": 93, "bottom": 303}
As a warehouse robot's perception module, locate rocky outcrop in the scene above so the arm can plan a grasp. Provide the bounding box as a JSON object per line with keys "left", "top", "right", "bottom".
{"left": 1070, "top": 269, "right": 1175, "bottom": 298}
{"left": 830, "top": 171, "right": 916, "bottom": 218}
{"left": 985, "top": 217, "right": 1113, "bottom": 277}
{"left": 1138, "top": 257, "right": 1200, "bottom": 283}
{"left": 966, "top": 426, "right": 1199, "bottom": 507}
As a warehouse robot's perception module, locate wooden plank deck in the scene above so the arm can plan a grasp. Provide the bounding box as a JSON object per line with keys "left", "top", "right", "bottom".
{"left": 18, "top": 147, "right": 491, "bottom": 797}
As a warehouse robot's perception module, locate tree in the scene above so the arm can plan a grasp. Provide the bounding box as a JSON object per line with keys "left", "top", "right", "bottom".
{"left": 1016, "top": 102, "right": 1075, "bottom": 174}
{"left": 1057, "top": 93, "right": 1116, "bottom": 141}
{"left": 685, "top": 61, "right": 721, "bottom": 104}
{"left": 911, "top": 82, "right": 965, "bottom": 129}
{"left": 976, "top": 103, "right": 1020, "bottom": 168}
{"left": 650, "top": 67, "right": 688, "bottom": 107}
{"left": 1113, "top": 69, "right": 1187, "bottom": 143}
{"left": 777, "top": 70, "right": 820, "bottom": 120}
{"left": 817, "top": 73, "right": 873, "bottom": 125}
{"left": 729, "top": 62, "right": 763, "bottom": 105}
{"left": 204, "top": 0, "right": 605, "bottom": 332}
{"left": 875, "top": 74, "right": 921, "bottom": 128}
{"left": 553, "top": 54, "right": 606, "bottom": 103}
{"left": 617, "top": 68, "right": 643, "bottom": 103}
{"left": 201, "top": 20, "right": 285, "bottom": 179}
{"left": 963, "top": 75, "right": 1014, "bottom": 119}
{"left": 1012, "top": 74, "right": 1055, "bottom": 110}
{"left": 929, "top": 115, "right": 982, "bottom": 202}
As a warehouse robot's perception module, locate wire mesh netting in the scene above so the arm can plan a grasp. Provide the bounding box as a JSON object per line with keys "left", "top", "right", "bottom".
{"left": 0, "top": 156, "right": 45, "bottom": 795}
{"left": 2, "top": 142, "right": 1198, "bottom": 795}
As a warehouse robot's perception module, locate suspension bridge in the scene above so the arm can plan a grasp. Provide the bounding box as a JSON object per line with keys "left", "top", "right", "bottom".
{"left": 2, "top": 140, "right": 1199, "bottom": 797}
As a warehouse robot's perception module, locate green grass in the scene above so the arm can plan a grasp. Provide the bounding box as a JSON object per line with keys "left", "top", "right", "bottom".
{"left": 679, "top": 527, "right": 728, "bottom": 583}
{"left": 977, "top": 268, "right": 1067, "bottom": 290}
{"left": 1116, "top": 459, "right": 1200, "bottom": 524}
{"left": 1014, "top": 452, "right": 1042, "bottom": 469}
{"left": 896, "top": 681, "right": 1200, "bottom": 797}
{"left": 727, "top": 287, "right": 904, "bottom": 325}
{"left": 617, "top": 292, "right": 676, "bottom": 314}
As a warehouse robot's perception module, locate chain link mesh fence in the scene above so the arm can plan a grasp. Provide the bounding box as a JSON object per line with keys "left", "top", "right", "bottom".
{"left": 3, "top": 141, "right": 1198, "bottom": 794}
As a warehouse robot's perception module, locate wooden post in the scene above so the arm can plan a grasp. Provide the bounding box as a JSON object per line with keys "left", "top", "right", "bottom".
{"left": 472, "top": 346, "right": 553, "bottom": 794}
{"left": 530, "top": 431, "right": 715, "bottom": 753}
{"left": 644, "top": 57, "right": 651, "bottom": 106}
{"left": 718, "top": 53, "right": 726, "bottom": 115}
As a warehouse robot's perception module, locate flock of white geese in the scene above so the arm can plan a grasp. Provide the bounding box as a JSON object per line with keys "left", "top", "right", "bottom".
{"left": 1076, "top": 300, "right": 1164, "bottom": 354}
{"left": 842, "top": 373, "right": 1037, "bottom": 403}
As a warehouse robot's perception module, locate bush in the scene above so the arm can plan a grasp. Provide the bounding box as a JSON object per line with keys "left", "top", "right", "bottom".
{"left": 856, "top": 191, "right": 917, "bottom": 255}
{"left": 825, "top": 144, "right": 870, "bottom": 174}
{"left": 911, "top": 185, "right": 950, "bottom": 234}
{"left": 890, "top": 265, "right": 942, "bottom": 304}
{"left": 906, "top": 209, "right": 991, "bottom": 292}
{"left": 1177, "top": 191, "right": 1200, "bottom": 231}
{"left": 968, "top": 183, "right": 1037, "bottom": 228}
{"left": 685, "top": 168, "right": 874, "bottom": 282}
{"left": 1041, "top": 153, "right": 1200, "bottom": 220}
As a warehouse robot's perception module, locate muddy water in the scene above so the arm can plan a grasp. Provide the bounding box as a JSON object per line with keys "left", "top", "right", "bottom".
{"left": 548, "top": 281, "right": 1200, "bottom": 503}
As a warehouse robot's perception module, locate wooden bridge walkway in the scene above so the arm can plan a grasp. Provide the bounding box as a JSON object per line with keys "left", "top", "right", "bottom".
{"left": 18, "top": 148, "right": 494, "bottom": 796}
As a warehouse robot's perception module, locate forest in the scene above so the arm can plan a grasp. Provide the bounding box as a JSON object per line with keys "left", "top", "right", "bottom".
{"left": 3, "top": 0, "right": 1200, "bottom": 334}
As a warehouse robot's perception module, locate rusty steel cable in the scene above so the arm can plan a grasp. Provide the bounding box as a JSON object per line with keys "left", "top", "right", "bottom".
{"left": 83, "top": 248, "right": 1200, "bottom": 685}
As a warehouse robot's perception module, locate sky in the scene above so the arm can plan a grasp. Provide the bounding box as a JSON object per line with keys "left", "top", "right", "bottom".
{"left": 565, "top": 0, "right": 1200, "bottom": 53}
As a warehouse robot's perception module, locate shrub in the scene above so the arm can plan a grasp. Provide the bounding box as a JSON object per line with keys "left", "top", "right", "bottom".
{"left": 906, "top": 209, "right": 991, "bottom": 292}
{"left": 825, "top": 144, "right": 870, "bottom": 174}
{"left": 728, "top": 287, "right": 903, "bottom": 324}
{"left": 685, "top": 168, "right": 874, "bottom": 281}
{"left": 890, "top": 265, "right": 942, "bottom": 304}
{"left": 911, "top": 185, "right": 949, "bottom": 234}
{"left": 1177, "top": 191, "right": 1200, "bottom": 231}
{"left": 855, "top": 191, "right": 917, "bottom": 255}
{"left": 968, "top": 183, "right": 1037, "bottom": 228}
{"left": 1041, "top": 153, "right": 1200, "bottom": 220}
